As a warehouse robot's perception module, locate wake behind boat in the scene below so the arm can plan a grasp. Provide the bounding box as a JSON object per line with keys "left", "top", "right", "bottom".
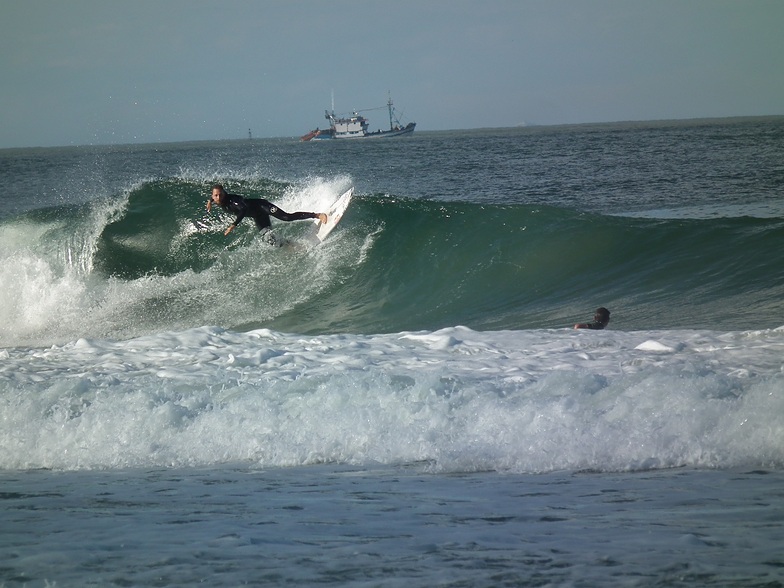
{"left": 301, "top": 95, "right": 415, "bottom": 141}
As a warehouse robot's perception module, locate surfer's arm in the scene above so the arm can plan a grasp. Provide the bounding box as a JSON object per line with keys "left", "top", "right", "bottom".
{"left": 574, "top": 322, "right": 603, "bottom": 330}
{"left": 225, "top": 212, "right": 245, "bottom": 235}
{"left": 225, "top": 197, "right": 249, "bottom": 233}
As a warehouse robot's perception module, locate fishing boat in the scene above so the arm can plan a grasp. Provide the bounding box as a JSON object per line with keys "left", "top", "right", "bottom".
{"left": 301, "top": 95, "right": 415, "bottom": 141}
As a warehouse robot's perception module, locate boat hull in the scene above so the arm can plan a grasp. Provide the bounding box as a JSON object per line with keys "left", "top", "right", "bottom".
{"left": 306, "top": 122, "right": 415, "bottom": 141}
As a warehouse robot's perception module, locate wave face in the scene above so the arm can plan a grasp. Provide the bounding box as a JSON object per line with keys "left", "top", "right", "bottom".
{"left": 1, "top": 175, "right": 783, "bottom": 346}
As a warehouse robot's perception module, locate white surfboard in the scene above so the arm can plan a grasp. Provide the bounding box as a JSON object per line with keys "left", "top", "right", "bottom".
{"left": 312, "top": 187, "right": 353, "bottom": 243}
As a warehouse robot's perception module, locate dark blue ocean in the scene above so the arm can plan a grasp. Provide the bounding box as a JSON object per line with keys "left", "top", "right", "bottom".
{"left": 2, "top": 118, "right": 784, "bottom": 586}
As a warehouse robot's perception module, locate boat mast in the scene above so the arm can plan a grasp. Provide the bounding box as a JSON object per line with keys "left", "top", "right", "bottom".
{"left": 387, "top": 93, "right": 394, "bottom": 130}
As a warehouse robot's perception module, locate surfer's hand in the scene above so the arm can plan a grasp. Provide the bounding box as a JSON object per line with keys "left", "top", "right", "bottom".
{"left": 224, "top": 225, "right": 235, "bottom": 236}
{"left": 206, "top": 200, "right": 212, "bottom": 212}
{"left": 317, "top": 213, "right": 328, "bottom": 224}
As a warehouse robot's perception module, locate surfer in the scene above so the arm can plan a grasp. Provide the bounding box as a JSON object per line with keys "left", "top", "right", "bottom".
{"left": 207, "top": 184, "right": 327, "bottom": 238}
{"left": 574, "top": 307, "right": 611, "bottom": 330}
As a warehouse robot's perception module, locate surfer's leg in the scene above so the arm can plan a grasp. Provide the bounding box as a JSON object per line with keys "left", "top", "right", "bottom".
{"left": 258, "top": 199, "right": 316, "bottom": 223}
{"left": 244, "top": 200, "right": 271, "bottom": 231}
{"left": 251, "top": 212, "right": 272, "bottom": 231}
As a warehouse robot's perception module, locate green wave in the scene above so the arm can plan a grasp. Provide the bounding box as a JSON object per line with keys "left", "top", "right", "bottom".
{"left": 3, "top": 178, "right": 784, "bottom": 341}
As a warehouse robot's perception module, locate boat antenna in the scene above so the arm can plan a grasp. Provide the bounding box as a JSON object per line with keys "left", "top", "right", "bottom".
{"left": 331, "top": 89, "right": 335, "bottom": 115}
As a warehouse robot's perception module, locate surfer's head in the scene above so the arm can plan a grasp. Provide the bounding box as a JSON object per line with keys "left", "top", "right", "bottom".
{"left": 210, "top": 184, "right": 227, "bottom": 205}
{"left": 594, "top": 307, "right": 610, "bottom": 327}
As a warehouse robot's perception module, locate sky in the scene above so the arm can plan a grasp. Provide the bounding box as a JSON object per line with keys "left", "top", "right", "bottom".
{"left": 1, "top": 0, "right": 782, "bottom": 148}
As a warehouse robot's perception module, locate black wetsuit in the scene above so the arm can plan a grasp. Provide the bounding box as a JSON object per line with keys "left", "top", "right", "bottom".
{"left": 220, "top": 193, "right": 319, "bottom": 230}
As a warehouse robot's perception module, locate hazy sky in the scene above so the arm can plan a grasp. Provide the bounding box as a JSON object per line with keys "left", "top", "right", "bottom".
{"left": 1, "top": 0, "right": 782, "bottom": 148}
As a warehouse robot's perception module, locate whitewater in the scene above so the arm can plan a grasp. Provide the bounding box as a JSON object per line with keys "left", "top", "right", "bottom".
{"left": 2, "top": 119, "right": 784, "bottom": 586}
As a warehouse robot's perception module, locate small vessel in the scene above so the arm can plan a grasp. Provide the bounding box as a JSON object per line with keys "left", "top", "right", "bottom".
{"left": 301, "top": 95, "right": 415, "bottom": 141}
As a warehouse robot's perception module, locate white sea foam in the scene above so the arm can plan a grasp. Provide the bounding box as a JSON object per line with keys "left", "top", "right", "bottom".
{"left": 2, "top": 325, "right": 782, "bottom": 472}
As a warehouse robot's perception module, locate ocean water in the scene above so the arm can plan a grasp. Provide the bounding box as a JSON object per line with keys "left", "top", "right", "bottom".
{"left": 2, "top": 118, "right": 784, "bottom": 586}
